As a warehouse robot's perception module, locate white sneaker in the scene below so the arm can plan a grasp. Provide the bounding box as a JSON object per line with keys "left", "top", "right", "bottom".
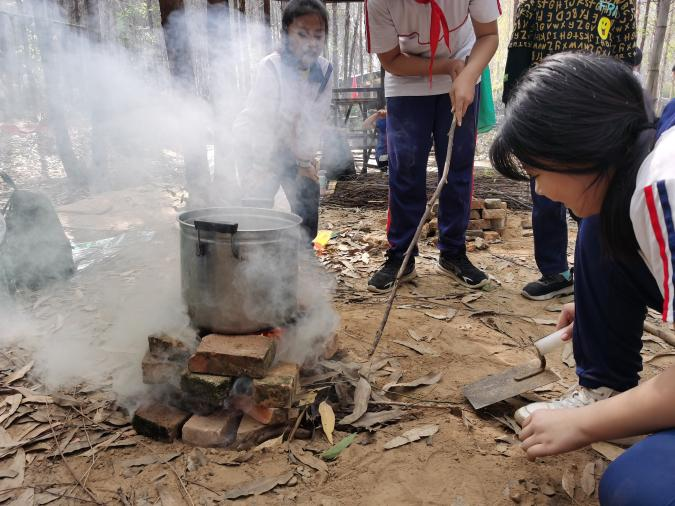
{"left": 514, "top": 385, "right": 618, "bottom": 425}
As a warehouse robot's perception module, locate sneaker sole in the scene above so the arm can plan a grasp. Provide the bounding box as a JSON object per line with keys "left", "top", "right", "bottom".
{"left": 435, "top": 264, "right": 490, "bottom": 289}
{"left": 367, "top": 269, "right": 417, "bottom": 294}
{"left": 521, "top": 284, "right": 575, "bottom": 301}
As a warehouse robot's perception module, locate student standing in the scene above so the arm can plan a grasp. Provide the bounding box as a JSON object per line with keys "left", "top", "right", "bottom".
{"left": 365, "top": 0, "right": 500, "bottom": 293}
{"left": 491, "top": 53, "right": 675, "bottom": 504}
{"left": 502, "top": 0, "right": 637, "bottom": 300}
{"left": 234, "top": 0, "right": 333, "bottom": 244}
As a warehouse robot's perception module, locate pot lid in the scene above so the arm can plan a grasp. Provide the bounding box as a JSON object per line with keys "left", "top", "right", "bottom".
{"left": 178, "top": 207, "right": 302, "bottom": 233}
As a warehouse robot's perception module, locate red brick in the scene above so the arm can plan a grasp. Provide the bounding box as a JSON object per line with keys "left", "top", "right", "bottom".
{"left": 132, "top": 403, "right": 190, "bottom": 442}
{"left": 181, "top": 410, "right": 240, "bottom": 448}
{"left": 188, "top": 334, "right": 276, "bottom": 379}
{"left": 467, "top": 219, "right": 490, "bottom": 231}
{"left": 482, "top": 208, "right": 507, "bottom": 220}
{"left": 484, "top": 198, "right": 503, "bottom": 209}
{"left": 253, "top": 362, "right": 300, "bottom": 408}
{"left": 490, "top": 218, "right": 507, "bottom": 231}
{"left": 465, "top": 230, "right": 485, "bottom": 239}
{"left": 148, "top": 334, "right": 191, "bottom": 361}
{"left": 469, "top": 210, "right": 481, "bottom": 220}
{"left": 470, "top": 198, "right": 485, "bottom": 210}
{"left": 268, "top": 407, "right": 300, "bottom": 425}
{"left": 234, "top": 415, "right": 286, "bottom": 450}
{"left": 142, "top": 352, "right": 182, "bottom": 386}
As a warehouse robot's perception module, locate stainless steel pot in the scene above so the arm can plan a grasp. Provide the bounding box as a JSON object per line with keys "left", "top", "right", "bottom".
{"left": 178, "top": 207, "right": 302, "bottom": 334}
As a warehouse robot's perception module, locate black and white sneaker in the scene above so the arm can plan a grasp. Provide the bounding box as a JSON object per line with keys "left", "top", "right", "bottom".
{"left": 521, "top": 272, "right": 574, "bottom": 301}
{"left": 367, "top": 255, "right": 416, "bottom": 293}
{"left": 436, "top": 252, "right": 489, "bottom": 289}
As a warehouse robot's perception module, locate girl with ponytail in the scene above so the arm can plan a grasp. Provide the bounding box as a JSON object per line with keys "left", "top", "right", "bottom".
{"left": 491, "top": 52, "right": 675, "bottom": 504}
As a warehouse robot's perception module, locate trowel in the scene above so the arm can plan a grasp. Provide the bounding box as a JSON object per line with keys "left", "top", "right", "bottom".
{"left": 463, "top": 328, "right": 567, "bottom": 410}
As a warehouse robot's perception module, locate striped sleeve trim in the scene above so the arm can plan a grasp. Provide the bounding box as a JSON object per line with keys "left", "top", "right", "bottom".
{"left": 644, "top": 182, "right": 675, "bottom": 322}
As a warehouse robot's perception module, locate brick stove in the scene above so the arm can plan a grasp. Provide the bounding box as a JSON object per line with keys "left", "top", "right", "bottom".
{"left": 133, "top": 328, "right": 337, "bottom": 449}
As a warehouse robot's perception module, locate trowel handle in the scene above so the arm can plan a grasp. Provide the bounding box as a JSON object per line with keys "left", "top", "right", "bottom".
{"left": 534, "top": 328, "right": 568, "bottom": 355}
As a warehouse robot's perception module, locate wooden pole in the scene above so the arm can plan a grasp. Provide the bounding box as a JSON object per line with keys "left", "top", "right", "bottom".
{"left": 646, "top": 0, "right": 671, "bottom": 98}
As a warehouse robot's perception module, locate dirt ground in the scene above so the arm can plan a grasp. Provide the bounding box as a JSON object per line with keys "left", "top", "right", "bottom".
{"left": 1, "top": 136, "right": 674, "bottom": 505}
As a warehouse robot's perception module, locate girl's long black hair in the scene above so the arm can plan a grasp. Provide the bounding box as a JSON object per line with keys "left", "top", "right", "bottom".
{"left": 282, "top": 0, "right": 329, "bottom": 34}
{"left": 490, "top": 52, "right": 656, "bottom": 261}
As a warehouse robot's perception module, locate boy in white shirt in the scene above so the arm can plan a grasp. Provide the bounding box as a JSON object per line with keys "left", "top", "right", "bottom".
{"left": 364, "top": 0, "right": 500, "bottom": 292}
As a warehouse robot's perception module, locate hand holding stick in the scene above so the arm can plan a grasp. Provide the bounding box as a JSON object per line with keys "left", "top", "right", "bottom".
{"left": 369, "top": 118, "right": 457, "bottom": 357}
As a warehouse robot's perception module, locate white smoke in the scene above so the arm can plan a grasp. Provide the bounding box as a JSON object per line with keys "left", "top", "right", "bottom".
{"left": 0, "top": 0, "right": 340, "bottom": 407}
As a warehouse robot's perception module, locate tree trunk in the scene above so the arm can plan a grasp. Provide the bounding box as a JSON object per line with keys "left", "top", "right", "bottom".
{"left": 639, "top": 0, "right": 652, "bottom": 51}
{"left": 646, "top": 0, "right": 671, "bottom": 98}
{"left": 34, "top": 2, "right": 87, "bottom": 183}
{"left": 347, "top": 9, "right": 361, "bottom": 80}
{"left": 656, "top": 6, "right": 674, "bottom": 106}
{"left": 331, "top": 2, "right": 338, "bottom": 86}
{"left": 342, "top": 3, "right": 351, "bottom": 83}
{"left": 158, "top": 0, "right": 210, "bottom": 202}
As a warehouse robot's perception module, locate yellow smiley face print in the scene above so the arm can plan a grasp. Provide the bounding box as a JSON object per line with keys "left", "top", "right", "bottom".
{"left": 597, "top": 17, "right": 612, "bottom": 40}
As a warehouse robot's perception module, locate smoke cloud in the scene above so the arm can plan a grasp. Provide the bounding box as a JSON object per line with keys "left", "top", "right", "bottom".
{"left": 0, "top": 0, "right": 339, "bottom": 408}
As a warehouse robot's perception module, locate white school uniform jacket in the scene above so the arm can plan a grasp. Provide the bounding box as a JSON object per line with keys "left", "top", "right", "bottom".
{"left": 234, "top": 52, "right": 333, "bottom": 170}
{"left": 630, "top": 117, "right": 675, "bottom": 323}
{"left": 365, "top": 0, "right": 501, "bottom": 97}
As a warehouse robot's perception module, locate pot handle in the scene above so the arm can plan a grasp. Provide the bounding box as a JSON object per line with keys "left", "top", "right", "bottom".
{"left": 194, "top": 220, "right": 240, "bottom": 258}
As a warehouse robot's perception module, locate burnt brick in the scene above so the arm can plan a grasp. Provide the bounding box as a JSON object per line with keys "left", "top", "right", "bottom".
{"left": 132, "top": 403, "right": 190, "bottom": 442}
{"left": 188, "top": 334, "right": 276, "bottom": 379}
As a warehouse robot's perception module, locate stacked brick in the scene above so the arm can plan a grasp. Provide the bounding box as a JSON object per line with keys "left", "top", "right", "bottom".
{"left": 466, "top": 198, "right": 508, "bottom": 242}
{"left": 133, "top": 333, "right": 302, "bottom": 449}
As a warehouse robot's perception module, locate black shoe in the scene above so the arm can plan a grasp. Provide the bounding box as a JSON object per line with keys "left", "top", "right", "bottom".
{"left": 436, "top": 252, "right": 489, "bottom": 289}
{"left": 522, "top": 272, "right": 574, "bottom": 301}
{"left": 367, "top": 255, "right": 416, "bottom": 293}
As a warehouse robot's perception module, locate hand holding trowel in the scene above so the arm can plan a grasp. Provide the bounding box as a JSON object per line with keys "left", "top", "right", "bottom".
{"left": 463, "top": 327, "right": 569, "bottom": 410}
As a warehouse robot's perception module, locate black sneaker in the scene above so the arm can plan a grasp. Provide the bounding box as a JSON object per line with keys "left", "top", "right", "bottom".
{"left": 367, "top": 255, "right": 416, "bottom": 293}
{"left": 522, "top": 272, "right": 574, "bottom": 301}
{"left": 436, "top": 252, "right": 489, "bottom": 289}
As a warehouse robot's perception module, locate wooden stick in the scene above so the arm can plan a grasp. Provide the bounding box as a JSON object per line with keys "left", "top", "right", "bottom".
{"left": 369, "top": 118, "right": 457, "bottom": 357}
{"left": 45, "top": 403, "right": 103, "bottom": 505}
{"left": 643, "top": 321, "right": 675, "bottom": 347}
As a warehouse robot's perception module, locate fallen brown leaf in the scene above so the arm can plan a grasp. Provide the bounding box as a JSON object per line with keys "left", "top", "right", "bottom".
{"left": 318, "top": 401, "right": 335, "bottom": 444}
{"left": 351, "top": 409, "right": 405, "bottom": 429}
{"left": 340, "top": 377, "right": 371, "bottom": 425}
{"left": 384, "top": 425, "right": 439, "bottom": 450}
{"left": 289, "top": 442, "right": 328, "bottom": 473}
{"left": 3, "top": 362, "right": 34, "bottom": 386}
{"left": 581, "top": 461, "right": 596, "bottom": 496}
{"left": 392, "top": 340, "right": 438, "bottom": 356}
{"left": 591, "top": 441, "right": 624, "bottom": 461}
{"left": 384, "top": 371, "right": 442, "bottom": 391}
{"left": 222, "top": 470, "right": 294, "bottom": 500}
{"left": 562, "top": 466, "right": 576, "bottom": 499}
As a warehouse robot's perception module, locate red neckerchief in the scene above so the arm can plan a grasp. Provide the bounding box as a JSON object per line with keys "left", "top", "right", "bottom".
{"left": 415, "top": 0, "right": 450, "bottom": 86}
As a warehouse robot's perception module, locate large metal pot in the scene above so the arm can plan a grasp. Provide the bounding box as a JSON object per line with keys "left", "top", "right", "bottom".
{"left": 179, "top": 207, "right": 302, "bottom": 334}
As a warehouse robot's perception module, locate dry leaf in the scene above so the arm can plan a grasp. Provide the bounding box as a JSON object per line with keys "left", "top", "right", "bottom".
{"left": 351, "top": 409, "right": 405, "bottom": 429}
{"left": 157, "top": 484, "right": 183, "bottom": 506}
{"left": 384, "top": 425, "right": 439, "bottom": 450}
{"left": 384, "top": 372, "right": 442, "bottom": 391}
{"left": 562, "top": 341, "right": 576, "bottom": 368}
{"left": 318, "top": 401, "right": 335, "bottom": 444}
{"left": 340, "top": 377, "right": 371, "bottom": 425}
{"left": 121, "top": 452, "right": 181, "bottom": 469}
{"left": 3, "top": 362, "right": 34, "bottom": 386}
{"left": 0, "top": 394, "right": 22, "bottom": 426}
{"left": 210, "top": 452, "right": 251, "bottom": 466}
{"left": 531, "top": 318, "right": 557, "bottom": 326}
{"left": 0, "top": 448, "right": 25, "bottom": 491}
{"left": 540, "top": 482, "right": 556, "bottom": 496}
{"left": 591, "top": 442, "right": 624, "bottom": 461}
{"left": 392, "top": 340, "right": 438, "bottom": 356}
{"left": 222, "top": 470, "right": 294, "bottom": 500}
{"left": 407, "top": 329, "right": 423, "bottom": 342}
{"left": 561, "top": 466, "right": 576, "bottom": 499}
{"left": 423, "top": 311, "right": 449, "bottom": 321}
{"left": 253, "top": 434, "right": 284, "bottom": 452}
{"left": 289, "top": 442, "right": 328, "bottom": 473}
{"left": 446, "top": 308, "right": 458, "bottom": 321}
{"left": 461, "top": 293, "right": 482, "bottom": 305}
{"left": 11, "top": 487, "right": 33, "bottom": 506}
{"left": 644, "top": 352, "right": 675, "bottom": 364}
{"left": 581, "top": 462, "right": 596, "bottom": 496}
